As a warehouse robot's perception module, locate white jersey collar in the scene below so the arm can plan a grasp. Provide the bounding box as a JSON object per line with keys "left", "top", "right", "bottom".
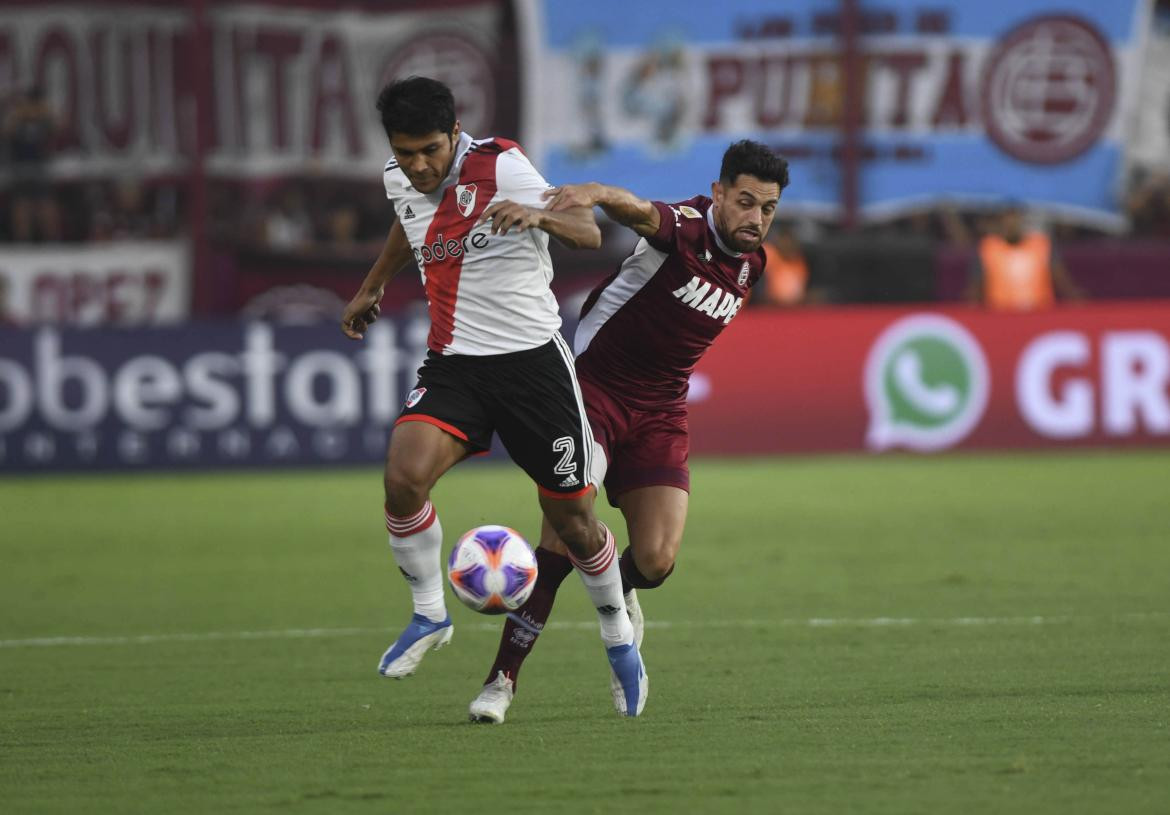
{"left": 439, "top": 132, "right": 475, "bottom": 193}
{"left": 707, "top": 205, "right": 744, "bottom": 258}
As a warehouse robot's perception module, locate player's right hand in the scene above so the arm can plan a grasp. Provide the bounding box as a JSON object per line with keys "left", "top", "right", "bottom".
{"left": 543, "top": 183, "right": 599, "bottom": 212}
{"left": 341, "top": 290, "right": 381, "bottom": 340}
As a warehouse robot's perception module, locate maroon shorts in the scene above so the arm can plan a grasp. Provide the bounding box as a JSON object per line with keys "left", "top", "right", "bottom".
{"left": 579, "top": 374, "right": 690, "bottom": 508}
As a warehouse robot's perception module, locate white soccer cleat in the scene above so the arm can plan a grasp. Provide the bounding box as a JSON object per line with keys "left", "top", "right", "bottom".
{"left": 625, "top": 589, "right": 645, "bottom": 649}
{"left": 377, "top": 613, "right": 454, "bottom": 679}
{"left": 468, "top": 671, "right": 514, "bottom": 724}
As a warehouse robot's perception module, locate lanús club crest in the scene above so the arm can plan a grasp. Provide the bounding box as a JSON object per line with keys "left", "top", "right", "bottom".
{"left": 456, "top": 184, "right": 477, "bottom": 217}
{"left": 738, "top": 260, "right": 751, "bottom": 287}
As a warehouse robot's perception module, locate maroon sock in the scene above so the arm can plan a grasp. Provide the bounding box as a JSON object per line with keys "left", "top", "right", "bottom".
{"left": 619, "top": 546, "right": 674, "bottom": 592}
{"left": 482, "top": 547, "right": 575, "bottom": 689}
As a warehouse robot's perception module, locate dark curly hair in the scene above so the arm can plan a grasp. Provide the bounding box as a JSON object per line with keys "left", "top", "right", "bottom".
{"left": 719, "top": 140, "right": 790, "bottom": 190}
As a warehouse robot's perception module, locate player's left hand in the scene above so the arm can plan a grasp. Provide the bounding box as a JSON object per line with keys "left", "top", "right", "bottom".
{"left": 340, "top": 289, "right": 382, "bottom": 340}
{"left": 477, "top": 200, "right": 541, "bottom": 235}
{"left": 542, "top": 183, "right": 598, "bottom": 212}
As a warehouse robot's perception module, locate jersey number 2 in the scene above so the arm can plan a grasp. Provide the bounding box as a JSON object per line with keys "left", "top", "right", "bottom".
{"left": 552, "top": 436, "right": 577, "bottom": 475}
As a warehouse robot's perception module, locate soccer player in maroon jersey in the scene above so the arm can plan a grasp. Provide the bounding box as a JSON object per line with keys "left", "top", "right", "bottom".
{"left": 341, "top": 77, "right": 647, "bottom": 717}
{"left": 469, "top": 140, "right": 789, "bottom": 723}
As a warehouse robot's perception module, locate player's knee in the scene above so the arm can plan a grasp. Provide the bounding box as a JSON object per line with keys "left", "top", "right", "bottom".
{"left": 626, "top": 535, "right": 680, "bottom": 587}
{"left": 638, "top": 549, "right": 676, "bottom": 583}
{"left": 383, "top": 461, "right": 431, "bottom": 513}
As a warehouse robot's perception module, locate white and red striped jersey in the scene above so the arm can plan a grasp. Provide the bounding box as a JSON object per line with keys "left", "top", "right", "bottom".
{"left": 384, "top": 132, "right": 561, "bottom": 356}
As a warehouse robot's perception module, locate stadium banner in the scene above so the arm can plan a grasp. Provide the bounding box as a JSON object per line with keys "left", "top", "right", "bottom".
{"left": 4, "top": 303, "right": 1168, "bottom": 472}
{"left": 519, "top": 0, "right": 1153, "bottom": 224}
{"left": 688, "top": 302, "right": 1170, "bottom": 454}
{"left": 0, "top": 1, "right": 507, "bottom": 180}
{"left": 0, "top": 241, "right": 190, "bottom": 326}
{"left": 0, "top": 318, "right": 433, "bottom": 472}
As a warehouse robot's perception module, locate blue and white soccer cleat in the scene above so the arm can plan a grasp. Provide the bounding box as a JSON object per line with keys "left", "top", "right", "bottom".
{"left": 608, "top": 590, "right": 645, "bottom": 703}
{"left": 377, "top": 613, "right": 453, "bottom": 679}
{"left": 606, "top": 641, "right": 648, "bottom": 717}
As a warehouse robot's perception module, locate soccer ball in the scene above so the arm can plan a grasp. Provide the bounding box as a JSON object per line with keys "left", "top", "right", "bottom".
{"left": 447, "top": 525, "right": 538, "bottom": 614}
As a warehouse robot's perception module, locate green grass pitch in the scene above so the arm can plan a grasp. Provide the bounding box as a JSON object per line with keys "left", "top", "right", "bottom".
{"left": 2, "top": 451, "right": 1169, "bottom": 814}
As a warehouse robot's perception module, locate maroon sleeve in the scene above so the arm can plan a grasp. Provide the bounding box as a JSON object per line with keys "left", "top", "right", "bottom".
{"left": 646, "top": 201, "right": 679, "bottom": 251}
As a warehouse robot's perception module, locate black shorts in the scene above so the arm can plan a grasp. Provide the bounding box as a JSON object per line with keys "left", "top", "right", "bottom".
{"left": 396, "top": 334, "right": 596, "bottom": 498}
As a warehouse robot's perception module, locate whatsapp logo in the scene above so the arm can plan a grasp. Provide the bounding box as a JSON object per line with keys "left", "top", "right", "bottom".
{"left": 865, "top": 314, "right": 989, "bottom": 451}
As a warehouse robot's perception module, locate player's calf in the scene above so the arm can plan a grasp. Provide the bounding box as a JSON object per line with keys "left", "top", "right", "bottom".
{"left": 479, "top": 547, "right": 576, "bottom": 688}
{"left": 543, "top": 505, "right": 603, "bottom": 562}
{"left": 541, "top": 499, "right": 633, "bottom": 647}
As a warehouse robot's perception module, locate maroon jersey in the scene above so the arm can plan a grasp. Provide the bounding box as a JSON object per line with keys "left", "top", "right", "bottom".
{"left": 573, "top": 196, "right": 764, "bottom": 409}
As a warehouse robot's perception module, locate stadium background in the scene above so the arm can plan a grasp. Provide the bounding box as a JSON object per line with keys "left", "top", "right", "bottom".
{"left": 1, "top": 1, "right": 1168, "bottom": 813}
{"left": 1, "top": 0, "right": 1169, "bottom": 469}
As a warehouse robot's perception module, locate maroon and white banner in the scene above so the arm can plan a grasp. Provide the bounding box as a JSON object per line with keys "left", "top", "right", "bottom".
{"left": 0, "top": 242, "right": 190, "bottom": 326}
{"left": 522, "top": 0, "right": 1152, "bottom": 224}
{"left": 688, "top": 303, "right": 1170, "bottom": 454}
{"left": 0, "top": 1, "right": 507, "bottom": 180}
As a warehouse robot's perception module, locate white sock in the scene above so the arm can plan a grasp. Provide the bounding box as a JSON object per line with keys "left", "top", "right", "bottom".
{"left": 385, "top": 502, "right": 447, "bottom": 623}
{"left": 568, "top": 524, "right": 634, "bottom": 648}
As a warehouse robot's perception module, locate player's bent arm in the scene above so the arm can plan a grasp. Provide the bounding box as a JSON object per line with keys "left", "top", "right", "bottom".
{"left": 536, "top": 205, "right": 602, "bottom": 249}
{"left": 341, "top": 219, "right": 413, "bottom": 340}
{"left": 592, "top": 184, "right": 660, "bottom": 237}
{"left": 478, "top": 200, "right": 599, "bottom": 248}
{"left": 545, "top": 182, "right": 659, "bottom": 238}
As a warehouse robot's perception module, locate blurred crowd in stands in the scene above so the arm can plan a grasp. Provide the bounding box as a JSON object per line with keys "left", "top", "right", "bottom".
{"left": 0, "top": 85, "right": 388, "bottom": 250}
{"left": 206, "top": 179, "right": 391, "bottom": 256}
{"left": 0, "top": 85, "right": 182, "bottom": 244}
{"left": 2, "top": 68, "right": 1169, "bottom": 315}
{"left": 4, "top": 66, "right": 1169, "bottom": 253}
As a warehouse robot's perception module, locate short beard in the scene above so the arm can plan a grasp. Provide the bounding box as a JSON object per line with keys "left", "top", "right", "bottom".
{"left": 715, "top": 214, "right": 759, "bottom": 253}
{"left": 724, "top": 228, "right": 761, "bottom": 253}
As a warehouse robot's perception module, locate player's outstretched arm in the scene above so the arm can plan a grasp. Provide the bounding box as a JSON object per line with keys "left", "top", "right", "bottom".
{"left": 543, "top": 182, "right": 660, "bottom": 238}
{"left": 476, "top": 201, "right": 601, "bottom": 249}
{"left": 341, "top": 218, "right": 413, "bottom": 340}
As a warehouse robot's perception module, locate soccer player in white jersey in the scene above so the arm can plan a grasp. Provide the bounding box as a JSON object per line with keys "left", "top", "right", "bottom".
{"left": 340, "top": 76, "right": 648, "bottom": 717}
